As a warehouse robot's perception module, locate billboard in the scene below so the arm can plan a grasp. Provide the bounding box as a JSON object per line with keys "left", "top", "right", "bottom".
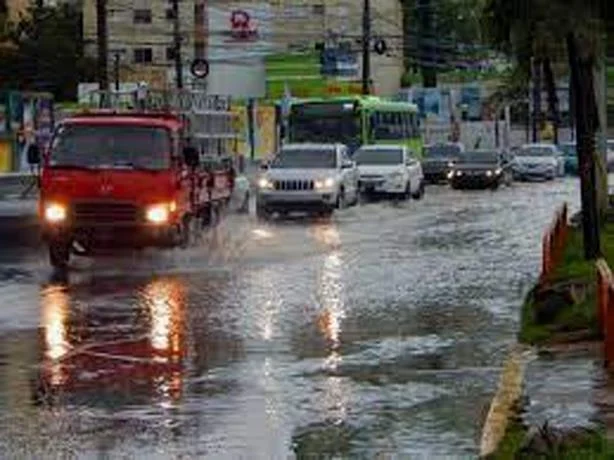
{"left": 205, "top": 3, "right": 273, "bottom": 97}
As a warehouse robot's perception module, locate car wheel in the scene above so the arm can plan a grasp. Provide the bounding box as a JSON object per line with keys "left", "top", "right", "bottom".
{"left": 336, "top": 189, "right": 346, "bottom": 209}
{"left": 412, "top": 181, "right": 424, "bottom": 200}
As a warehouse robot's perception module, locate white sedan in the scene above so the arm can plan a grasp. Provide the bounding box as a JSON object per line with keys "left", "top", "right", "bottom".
{"left": 354, "top": 144, "right": 425, "bottom": 199}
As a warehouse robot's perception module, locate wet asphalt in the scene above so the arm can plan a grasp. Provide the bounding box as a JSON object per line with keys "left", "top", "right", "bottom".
{"left": 0, "top": 178, "right": 582, "bottom": 458}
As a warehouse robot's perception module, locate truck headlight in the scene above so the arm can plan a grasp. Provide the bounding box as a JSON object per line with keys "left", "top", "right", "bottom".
{"left": 258, "top": 177, "right": 273, "bottom": 189}
{"left": 315, "top": 177, "right": 335, "bottom": 189}
{"left": 44, "top": 203, "right": 67, "bottom": 223}
{"left": 146, "top": 204, "right": 170, "bottom": 224}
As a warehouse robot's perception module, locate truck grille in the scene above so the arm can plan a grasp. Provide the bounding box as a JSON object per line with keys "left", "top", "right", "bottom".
{"left": 73, "top": 201, "right": 139, "bottom": 224}
{"left": 274, "top": 180, "right": 315, "bottom": 191}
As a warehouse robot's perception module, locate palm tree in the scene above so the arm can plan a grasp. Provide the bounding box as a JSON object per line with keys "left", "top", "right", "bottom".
{"left": 483, "top": 0, "right": 606, "bottom": 260}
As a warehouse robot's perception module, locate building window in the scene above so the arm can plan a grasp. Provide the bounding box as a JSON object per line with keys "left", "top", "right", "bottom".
{"left": 165, "top": 8, "right": 175, "bottom": 20}
{"left": 166, "top": 47, "right": 176, "bottom": 61}
{"left": 134, "top": 48, "right": 153, "bottom": 63}
{"left": 133, "top": 9, "right": 152, "bottom": 24}
{"left": 312, "top": 4, "right": 325, "bottom": 15}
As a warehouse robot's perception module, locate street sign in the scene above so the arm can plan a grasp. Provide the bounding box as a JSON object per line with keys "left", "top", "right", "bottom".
{"left": 190, "top": 59, "right": 210, "bottom": 79}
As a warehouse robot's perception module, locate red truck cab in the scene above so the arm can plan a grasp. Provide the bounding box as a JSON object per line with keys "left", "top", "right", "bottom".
{"left": 29, "top": 110, "right": 233, "bottom": 269}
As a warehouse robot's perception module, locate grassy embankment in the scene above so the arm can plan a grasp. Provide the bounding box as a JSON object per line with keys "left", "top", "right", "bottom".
{"left": 519, "top": 222, "right": 614, "bottom": 345}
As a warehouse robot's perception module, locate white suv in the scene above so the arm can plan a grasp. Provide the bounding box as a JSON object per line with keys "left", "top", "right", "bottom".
{"left": 256, "top": 143, "right": 359, "bottom": 218}
{"left": 354, "top": 144, "right": 425, "bottom": 199}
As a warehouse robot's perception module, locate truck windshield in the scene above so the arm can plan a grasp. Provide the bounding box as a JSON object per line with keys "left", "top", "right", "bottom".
{"left": 49, "top": 124, "right": 172, "bottom": 170}
{"left": 354, "top": 148, "right": 403, "bottom": 165}
{"left": 272, "top": 149, "right": 337, "bottom": 169}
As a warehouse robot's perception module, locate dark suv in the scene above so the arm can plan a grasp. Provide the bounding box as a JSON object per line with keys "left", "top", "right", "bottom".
{"left": 422, "top": 142, "right": 464, "bottom": 183}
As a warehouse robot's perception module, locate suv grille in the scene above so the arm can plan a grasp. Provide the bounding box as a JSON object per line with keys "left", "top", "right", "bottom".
{"left": 274, "top": 180, "right": 315, "bottom": 191}
{"left": 73, "top": 201, "right": 139, "bottom": 224}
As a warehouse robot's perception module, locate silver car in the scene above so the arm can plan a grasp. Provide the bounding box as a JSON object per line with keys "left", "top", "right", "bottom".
{"left": 513, "top": 143, "right": 565, "bottom": 180}
{"left": 256, "top": 143, "right": 359, "bottom": 218}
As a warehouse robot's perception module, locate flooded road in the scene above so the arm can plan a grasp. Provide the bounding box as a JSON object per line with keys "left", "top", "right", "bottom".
{"left": 0, "top": 179, "right": 580, "bottom": 458}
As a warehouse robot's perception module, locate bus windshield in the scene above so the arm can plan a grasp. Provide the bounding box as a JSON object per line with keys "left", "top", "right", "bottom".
{"left": 49, "top": 124, "right": 172, "bottom": 170}
{"left": 288, "top": 103, "right": 360, "bottom": 148}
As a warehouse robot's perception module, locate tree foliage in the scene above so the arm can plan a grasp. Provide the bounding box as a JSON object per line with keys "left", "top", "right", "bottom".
{"left": 0, "top": 4, "right": 96, "bottom": 100}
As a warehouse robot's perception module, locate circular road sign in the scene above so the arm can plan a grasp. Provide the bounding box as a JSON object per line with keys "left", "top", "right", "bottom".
{"left": 190, "top": 59, "right": 210, "bottom": 79}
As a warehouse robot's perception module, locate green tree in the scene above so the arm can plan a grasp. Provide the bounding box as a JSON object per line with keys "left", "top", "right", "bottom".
{"left": 0, "top": 4, "right": 96, "bottom": 100}
{"left": 484, "top": 0, "right": 606, "bottom": 260}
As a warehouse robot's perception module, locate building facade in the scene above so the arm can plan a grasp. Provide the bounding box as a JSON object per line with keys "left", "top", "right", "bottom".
{"left": 81, "top": 0, "right": 404, "bottom": 95}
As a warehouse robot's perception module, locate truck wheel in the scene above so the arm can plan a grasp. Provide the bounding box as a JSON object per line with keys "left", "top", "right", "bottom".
{"left": 49, "top": 241, "right": 70, "bottom": 270}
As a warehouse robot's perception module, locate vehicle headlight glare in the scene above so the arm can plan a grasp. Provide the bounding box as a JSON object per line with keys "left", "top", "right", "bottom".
{"left": 44, "top": 203, "right": 67, "bottom": 223}
{"left": 486, "top": 170, "right": 493, "bottom": 177}
{"left": 316, "top": 178, "right": 334, "bottom": 189}
{"left": 456, "top": 170, "right": 463, "bottom": 176}
{"left": 258, "top": 177, "right": 273, "bottom": 189}
{"left": 447, "top": 171, "right": 455, "bottom": 179}
{"left": 495, "top": 168, "right": 502, "bottom": 175}
{"left": 146, "top": 204, "right": 170, "bottom": 224}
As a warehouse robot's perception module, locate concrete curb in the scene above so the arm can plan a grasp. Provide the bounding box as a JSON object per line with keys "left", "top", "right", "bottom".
{"left": 479, "top": 344, "right": 531, "bottom": 458}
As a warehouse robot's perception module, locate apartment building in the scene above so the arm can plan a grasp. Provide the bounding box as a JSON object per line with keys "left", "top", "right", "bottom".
{"left": 81, "top": 0, "right": 404, "bottom": 95}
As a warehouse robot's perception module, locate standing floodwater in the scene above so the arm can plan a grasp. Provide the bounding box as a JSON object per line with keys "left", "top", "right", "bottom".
{"left": 0, "top": 178, "right": 580, "bottom": 457}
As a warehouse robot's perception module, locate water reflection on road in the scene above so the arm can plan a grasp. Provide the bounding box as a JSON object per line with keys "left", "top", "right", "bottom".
{"left": 0, "top": 179, "right": 582, "bottom": 457}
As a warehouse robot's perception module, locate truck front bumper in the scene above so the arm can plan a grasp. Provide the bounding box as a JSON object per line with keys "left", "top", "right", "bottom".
{"left": 41, "top": 222, "right": 181, "bottom": 249}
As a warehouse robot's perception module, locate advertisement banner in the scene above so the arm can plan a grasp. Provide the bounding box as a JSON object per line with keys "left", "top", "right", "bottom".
{"left": 230, "top": 104, "right": 248, "bottom": 158}
{"left": 255, "top": 105, "right": 275, "bottom": 159}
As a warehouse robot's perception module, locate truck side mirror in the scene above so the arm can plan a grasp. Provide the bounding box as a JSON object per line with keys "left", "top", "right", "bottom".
{"left": 182, "top": 146, "right": 199, "bottom": 168}
{"left": 27, "top": 144, "right": 41, "bottom": 165}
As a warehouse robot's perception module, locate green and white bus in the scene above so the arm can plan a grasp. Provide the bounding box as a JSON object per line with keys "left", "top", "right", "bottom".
{"left": 276, "top": 96, "right": 422, "bottom": 156}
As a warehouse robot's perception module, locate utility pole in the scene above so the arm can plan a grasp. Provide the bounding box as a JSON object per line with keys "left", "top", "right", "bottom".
{"left": 361, "top": 0, "right": 371, "bottom": 95}
{"left": 171, "top": 0, "right": 183, "bottom": 89}
{"left": 96, "top": 0, "right": 108, "bottom": 91}
{"left": 111, "top": 49, "right": 125, "bottom": 92}
{"left": 418, "top": 0, "right": 437, "bottom": 87}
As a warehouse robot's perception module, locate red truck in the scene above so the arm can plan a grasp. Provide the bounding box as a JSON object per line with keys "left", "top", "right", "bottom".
{"left": 27, "top": 110, "right": 234, "bottom": 269}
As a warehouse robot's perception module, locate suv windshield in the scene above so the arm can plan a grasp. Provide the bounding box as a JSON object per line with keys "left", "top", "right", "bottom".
{"left": 49, "top": 124, "right": 172, "bottom": 170}
{"left": 459, "top": 151, "right": 499, "bottom": 164}
{"left": 354, "top": 148, "right": 403, "bottom": 165}
{"left": 272, "top": 148, "right": 337, "bottom": 169}
{"left": 519, "top": 146, "right": 555, "bottom": 157}
{"left": 424, "top": 144, "right": 461, "bottom": 157}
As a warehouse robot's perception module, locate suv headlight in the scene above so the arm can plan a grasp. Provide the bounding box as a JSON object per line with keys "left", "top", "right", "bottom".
{"left": 315, "top": 177, "right": 335, "bottom": 189}
{"left": 258, "top": 177, "right": 273, "bottom": 189}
